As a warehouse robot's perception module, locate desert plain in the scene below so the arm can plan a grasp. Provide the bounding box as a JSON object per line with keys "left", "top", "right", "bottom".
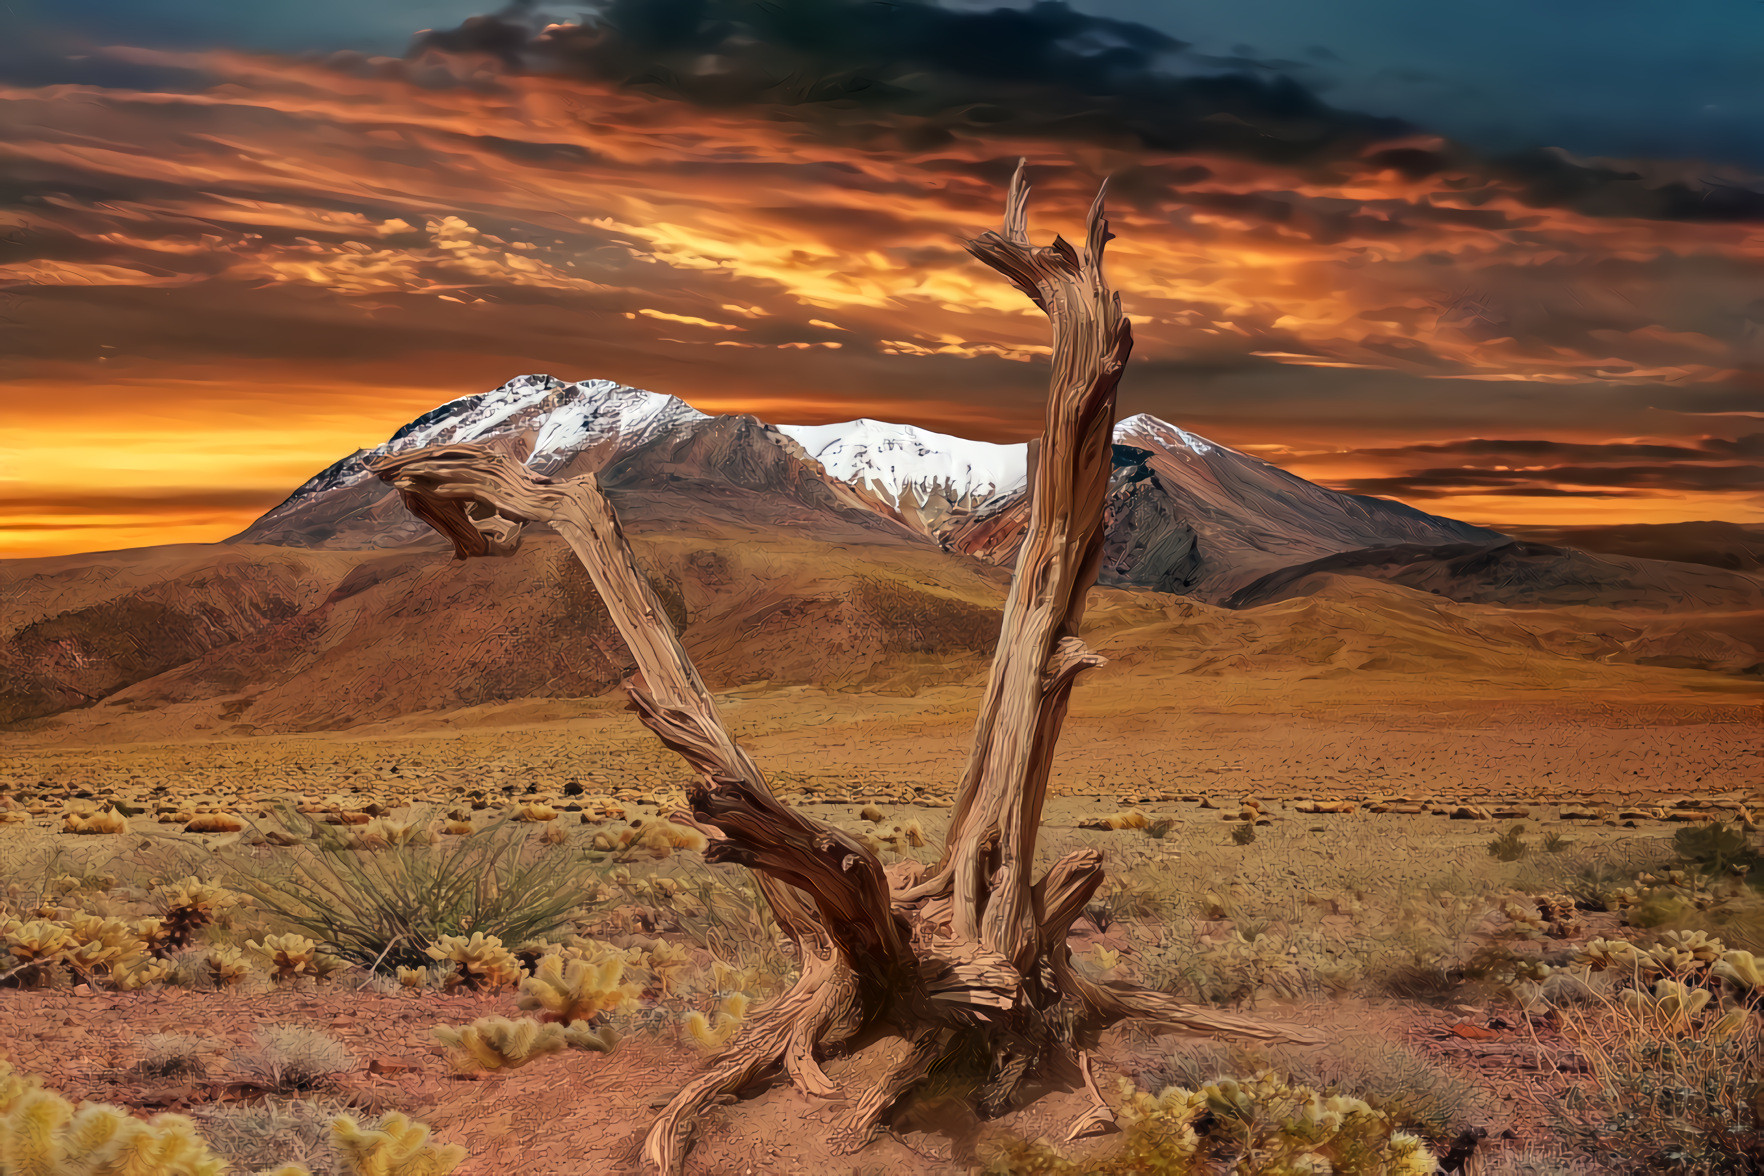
{"left": 3, "top": 586, "right": 1761, "bottom": 1173}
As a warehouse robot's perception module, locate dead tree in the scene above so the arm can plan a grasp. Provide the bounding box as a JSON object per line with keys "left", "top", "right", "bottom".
{"left": 371, "top": 162, "right": 1317, "bottom": 1173}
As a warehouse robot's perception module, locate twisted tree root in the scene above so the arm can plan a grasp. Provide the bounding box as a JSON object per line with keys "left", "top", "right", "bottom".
{"left": 643, "top": 942, "right": 865, "bottom": 1173}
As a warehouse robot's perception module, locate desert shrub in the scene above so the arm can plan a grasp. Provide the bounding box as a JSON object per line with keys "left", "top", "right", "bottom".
{"left": 433, "top": 1016, "right": 565, "bottom": 1071}
{"left": 1144, "top": 1032, "right": 1485, "bottom": 1144}
{"left": 330, "top": 1111, "right": 465, "bottom": 1175}
{"left": 1536, "top": 955, "right": 1764, "bottom": 1171}
{"left": 248, "top": 932, "right": 322, "bottom": 982}
{"left": 649, "top": 869, "right": 793, "bottom": 988}
{"left": 1675, "top": 821, "right": 1762, "bottom": 880}
{"left": 517, "top": 951, "right": 640, "bottom": 1023}
{"left": 199, "top": 1103, "right": 467, "bottom": 1176}
{"left": 2, "top": 1052, "right": 463, "bottom": 1175}
{"left": 1, "top": 918, "right": 75, "bottom": 986}
{"left": 685, "top": 993, "right": 750, "bottom": 1052}
{"left": 193, "top": 1098, "right": 368, "bottom": 1173}
{"left": 426, "top": 932, "right": 524, "bottom": 990}
{"left": 207, "top": 945, "right": 252, "bottom": 986}
{"left": 155, "top": 876, "right": 240, "bottom": 952}
{"left": 1084, "top": 875, "right": 1177, "bottom": 934}
{"left": 981, "top": 1071, "right": 1437, "bottom": 1175}
{"left": 63, "top": 913, "right": 151, "bottom": 983}
{"left": 136, "top": 1034, "right": 218, "bottom": 1080}
{"left": 562, "top": 1021, "right": 621, "bottom": 1053}
{"left": 1488, "top": 824, "right": 1529, "bottom": 862}
{"left": 232, "top": 1026, "right": 355, "bottom": 1093}
{"left": 0, "top": 1056, "right": 229, "bottom": 1175}
{"left": 229, "top": 813, "right": 591, "bottom": 971}
{"left": 1079, "top": 810, "right": 1150, "bottom": 831}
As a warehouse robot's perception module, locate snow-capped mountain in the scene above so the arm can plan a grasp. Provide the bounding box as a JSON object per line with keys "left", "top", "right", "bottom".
{"left": 233, "top": 373, "right": 1502, "bottom": 601}
{"left": 941, "top": 411, "right": 1503, "bottom": 600}
{"left": 777, "top": 418, "right": 1028, "bottom": 526}
{"left": 1115, "top": 413, "right": 1220, "bottom": 456}
{"left": 238, "top": 375, "right": 710, "bottom": 546}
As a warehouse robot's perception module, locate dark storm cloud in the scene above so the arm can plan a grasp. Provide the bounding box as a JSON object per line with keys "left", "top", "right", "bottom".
{"left": 399, "top": 0, "right": 1764, "bottom": 224}
{"left": 405, "top": 0, "right": 1409, "bottom": 163}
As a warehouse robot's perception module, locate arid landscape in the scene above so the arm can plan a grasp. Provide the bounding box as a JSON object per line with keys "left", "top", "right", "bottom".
{"left": 7, "top": 1, "right": 1764, "bottom": 1167}
{"left": 4, "top": 362, "right": 1762, "bottom": 1173}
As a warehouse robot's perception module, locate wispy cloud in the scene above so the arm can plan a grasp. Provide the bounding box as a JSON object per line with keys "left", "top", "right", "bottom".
{"left": 2, "top": 3, "right": 1763, "bottom": 553}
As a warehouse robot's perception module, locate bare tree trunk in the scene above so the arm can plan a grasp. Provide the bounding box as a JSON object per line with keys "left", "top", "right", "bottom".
{"left": 371, "top": 161, "right": 1315, "bottom": 1175}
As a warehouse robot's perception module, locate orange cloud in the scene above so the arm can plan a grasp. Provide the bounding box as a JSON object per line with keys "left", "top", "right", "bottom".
{"left": 2, "top": 45, "right": 1762, "bottom": 556}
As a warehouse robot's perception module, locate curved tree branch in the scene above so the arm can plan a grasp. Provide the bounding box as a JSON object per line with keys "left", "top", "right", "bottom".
{"left": 912, "top": 161, "right": 1132, "bottom": 976}
{"left": 369, "top": 446, "right": 907, "bottom": 973}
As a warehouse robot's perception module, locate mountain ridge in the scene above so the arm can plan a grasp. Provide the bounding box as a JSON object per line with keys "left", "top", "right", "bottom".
{"left": 231, "top": 373, "right": 1502, "bottom": 605}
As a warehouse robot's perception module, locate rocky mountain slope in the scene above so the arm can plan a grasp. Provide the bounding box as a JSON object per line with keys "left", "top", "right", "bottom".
{"left": 235, "top": 375, "right": 1501, "bottom": 605}
{"left": 6, "top": 374, "right": 1758, "bottom": 734}
{"left": 940, "top": 414, "right": 1501, "bottom": 602}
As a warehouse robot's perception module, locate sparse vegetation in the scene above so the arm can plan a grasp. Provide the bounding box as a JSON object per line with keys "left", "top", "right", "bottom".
{"left": 1489, "top": 823, "right": 1529, "bottom": 862}
{"left": 3, "top": 718, "right": 1757, "bottom": 1174}
{"left": 1536, "top": 936, "right": 1764, "bottom": 1171}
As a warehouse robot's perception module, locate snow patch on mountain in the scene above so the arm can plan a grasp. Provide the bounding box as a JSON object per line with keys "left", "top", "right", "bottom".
{"left": 248, "top": 375, "right": 706, "bottom": 534}
{"left": 778, "top": 418, "right": 1029, "bottom": 509}
{"left": 385, "top": 375, "right": 706, "bottom": 463}
{"left": 776, "top": 413, "right": 1242, "bottom": 510}
{"left": 528, "top": 379, "right": 708, "bottom": 468}
{"left": 1115, "top": 413, "right": 1220, "bottom": 457}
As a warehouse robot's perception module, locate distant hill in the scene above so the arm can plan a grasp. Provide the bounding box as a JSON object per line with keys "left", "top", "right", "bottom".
{"left": 1505, "top": 521, "right": 1764, "bottom": 574}
{"left": 1224, "top": 540, "right": 1764, "bottom": 613}
{"left": 6, "top": 374, "right": 1761, "bottom": 734}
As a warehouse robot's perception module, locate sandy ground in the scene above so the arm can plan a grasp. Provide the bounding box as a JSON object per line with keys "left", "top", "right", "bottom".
{"left": 6, "top": 667, "right": 1758, "bottom": 806}
{"left": 0, "top": 983, "right": 1538, "bottom": 1176}
{"left": 2, "top": 666, "right": 1758, "bottom": 1173}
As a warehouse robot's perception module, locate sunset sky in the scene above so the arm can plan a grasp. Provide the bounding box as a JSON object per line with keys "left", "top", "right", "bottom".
{"left": 4, "top": 0, "right": 1763, "bottom": 558}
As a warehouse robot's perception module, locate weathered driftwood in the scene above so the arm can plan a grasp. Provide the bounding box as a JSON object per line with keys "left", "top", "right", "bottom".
{"left": 371, "top": 161, "right": 1316, "bottom": 1174}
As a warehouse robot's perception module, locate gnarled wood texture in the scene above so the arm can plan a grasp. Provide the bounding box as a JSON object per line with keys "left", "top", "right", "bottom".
{"left": 372, "top": 161, "right": 1315, "bottom": 1175}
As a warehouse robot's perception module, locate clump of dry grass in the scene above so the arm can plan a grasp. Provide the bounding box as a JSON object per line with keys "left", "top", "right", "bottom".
{"left": 1533, "top": 989, "right": 1764, "bottom": 1170}
{"left": 231, "top": 1026, "right": 356, "bottom": 1093}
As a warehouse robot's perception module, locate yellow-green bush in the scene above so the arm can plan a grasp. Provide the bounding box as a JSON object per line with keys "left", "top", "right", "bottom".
{"left": 516, "top": 953, "right": 638, "bottom": 1025}
{"left": 248, "top": 934, "right": 319, "bottom": 983}
{"left": 154, "top": 878, "right": 238, "bottom": 952}
{"left": 982, "top": 1071, "right": 1438, "bottom": 1175}
{"left": 329, "top": 1113, "right": 464, "bottom": 1176}
{"left": 1, "top": 1056, "right": 463, "bottom": 1175}
{"left": 425, "top": 933, "right": 522, "bottom": 991}
{"left": 684, "top": 994, "right": 749, "bottom": 1052}
{"left": 432, "top": 1016, "right": 563, "bottom": 1071}
{"left": 1, "top": 1056, "right": 228, "bottom": 1175}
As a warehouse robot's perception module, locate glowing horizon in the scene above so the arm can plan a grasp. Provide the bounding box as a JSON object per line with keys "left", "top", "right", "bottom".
{"left": 4, "top": 15, "right": 1762, "bottom": 558}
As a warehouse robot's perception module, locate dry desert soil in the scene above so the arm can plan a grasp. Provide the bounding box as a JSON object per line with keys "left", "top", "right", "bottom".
{"left": 1, "top": 647, "right": 1760, "bottom": 1174}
